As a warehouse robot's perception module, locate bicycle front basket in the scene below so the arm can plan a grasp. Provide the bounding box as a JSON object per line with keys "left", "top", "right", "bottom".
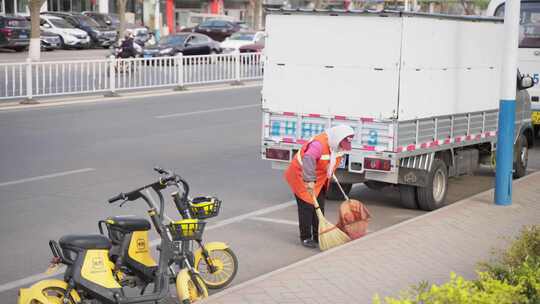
{"left": 168, "top": 219, "right": 206, "bottom": 241}
{"left": 189, "top": 196, "right": 221, "bottom": 219}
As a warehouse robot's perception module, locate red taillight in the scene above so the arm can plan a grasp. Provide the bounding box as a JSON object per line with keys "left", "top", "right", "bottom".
{"left": 265, "top": 148, "right": 290, "bottom": 161}
{"left": 0, "top": 28, "right": 13, "bottom": 37}
{"left": 364, "top": 158, "right": 391, "bottom": 171}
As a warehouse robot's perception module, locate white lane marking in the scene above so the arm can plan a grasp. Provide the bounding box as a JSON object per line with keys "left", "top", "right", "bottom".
{"left": 0, "top": 200, "right": 296, "bottom": 292}
{"left": 0, "top": 168, "right": 95, "bottom": 187}
{"left": 149, "top": 200, "right": 296, "bottom": 246}
{"left": 155, "top": 104, "right": 259, "bottom": 119}
{"left": 205, "top": 200, "right": 296, "bottom": 231}
{"left": 250, "top": 217, "right": 298, "bottom": 226}
{"left": 0, "top": 266, "right": 66, "bottom": 294}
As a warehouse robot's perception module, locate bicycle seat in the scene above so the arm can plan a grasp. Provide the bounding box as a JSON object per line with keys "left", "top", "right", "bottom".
{"left": 106, "top": 216, "right": 151, "bottom": 232}
{"left": 59, "top": 234, "right": 111, "bottom": 250}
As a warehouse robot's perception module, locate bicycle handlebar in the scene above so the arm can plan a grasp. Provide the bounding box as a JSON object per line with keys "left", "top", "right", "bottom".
{"left": 107, "top": 168, "right": 192, "bottom": 223}
{"left": 107, "top": 175, "right": 174, "bottom": 206}
{"left": 152, "top": 167, "right": 190, "bottom": 202}
{"left": 108, "top": 193, "right": 125, "bottom": 204}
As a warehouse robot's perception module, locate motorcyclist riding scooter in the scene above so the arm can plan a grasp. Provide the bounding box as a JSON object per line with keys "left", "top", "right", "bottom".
{"left": 109, "top": 30, "right": 142, "bottom": 59}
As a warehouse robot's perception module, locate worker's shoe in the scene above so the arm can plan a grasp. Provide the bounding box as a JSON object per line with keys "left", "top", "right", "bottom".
{"left": 301, "top": 239, "right": 317, "bottom": 248}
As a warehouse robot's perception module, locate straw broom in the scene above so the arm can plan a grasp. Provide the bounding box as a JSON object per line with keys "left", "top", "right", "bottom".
{"left": 312, "top": 193, "right": 351, "bottom": 251}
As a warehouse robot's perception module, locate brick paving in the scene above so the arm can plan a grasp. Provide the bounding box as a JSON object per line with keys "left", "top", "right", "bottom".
{"left": 204, "top": 172, "right": 540, "bottom": 304}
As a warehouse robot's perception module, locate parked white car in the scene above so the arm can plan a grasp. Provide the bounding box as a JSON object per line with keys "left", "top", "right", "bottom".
{"left": 40, "top": 15, "right": 90, "bottom": 49}
{"left": 220, "top": 31, "right": 265, "bottom": 54}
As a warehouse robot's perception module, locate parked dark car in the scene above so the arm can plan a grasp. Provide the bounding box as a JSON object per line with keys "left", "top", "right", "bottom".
{"left": 0, "top": 16, "right": 30, "bottom": 52}
{"left": 184, "top": 19, "right": 249, "bottom": 42}
{"left": 41, "top": 12, "right": 116, "bottom": 48}
{"left": 81, "top": 12, "right": 152, "bottom": 46}
{"left": 126, "top": 24, "right": 152, "bottom": 45}
{"left": 81, "top": 11, "right": 119, "bottom": 28}
{"left": 41, "top": 30, "right": 61, "bottom": 51}
{"left": 143, "top": 33, "right": 221, "bottom": 58}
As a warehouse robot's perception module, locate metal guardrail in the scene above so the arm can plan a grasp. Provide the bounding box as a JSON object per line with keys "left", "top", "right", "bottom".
{"left": 0, "top": 53, "right": 263, "bottom": 101}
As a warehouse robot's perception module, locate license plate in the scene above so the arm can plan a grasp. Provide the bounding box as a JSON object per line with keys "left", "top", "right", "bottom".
{"left": 532, "top": 111, "right": 540, "bottom": 125}
{"left": 19, "top": 34, "right": 28, "bottom": 39}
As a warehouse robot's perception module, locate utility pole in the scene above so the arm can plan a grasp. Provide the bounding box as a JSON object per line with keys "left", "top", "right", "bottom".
{"left": 495, "top": 0, "right": 521, "bottom": 205}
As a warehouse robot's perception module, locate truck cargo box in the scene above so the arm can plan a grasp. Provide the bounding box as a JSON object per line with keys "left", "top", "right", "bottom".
{"left": 262, "top": 11, "right": 504, "bottom": 120}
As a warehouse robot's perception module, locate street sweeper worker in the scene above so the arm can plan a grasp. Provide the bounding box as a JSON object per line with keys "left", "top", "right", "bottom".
{"left": 284, "top": 125, "right": 355, "bottom": 248}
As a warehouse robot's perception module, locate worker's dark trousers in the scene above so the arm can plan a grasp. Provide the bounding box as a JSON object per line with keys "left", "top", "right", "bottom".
{"left": 295, "top": 189, "right": 326, "bottom": 242}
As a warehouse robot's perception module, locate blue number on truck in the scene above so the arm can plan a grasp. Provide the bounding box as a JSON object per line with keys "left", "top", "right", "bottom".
{"left": 368, "top": 130, "right": 378, "bottom": 145}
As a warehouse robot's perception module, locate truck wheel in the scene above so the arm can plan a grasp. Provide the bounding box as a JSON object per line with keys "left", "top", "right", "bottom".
{"left": 417, "top": 159, "right": 448, "bottom": 211}
{"left": 399, "top": 185, "right": 418, "bottom": 209}
{"left": 325, "top": 182, "right": 352, "bottom": 200}
{"left": 513, "top": 134, "right": 528, "bottom": 179}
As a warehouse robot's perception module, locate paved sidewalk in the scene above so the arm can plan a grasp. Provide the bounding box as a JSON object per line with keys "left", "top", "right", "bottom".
{"left": 204, "top": 172, "right": 540, "bottom": 304}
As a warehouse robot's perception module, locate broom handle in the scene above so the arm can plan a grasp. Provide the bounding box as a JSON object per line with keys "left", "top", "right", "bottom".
{"left": 332, "top": 174, "right": 350, "bottom": 201}
{"left": 311, "top": 192, "right": 321, "bottom": 209}
{"left": 310, "top": 193, "right": 326, "bottom": 219}
{"left": 333, "top": 174, "right": 373, "bottom": 219}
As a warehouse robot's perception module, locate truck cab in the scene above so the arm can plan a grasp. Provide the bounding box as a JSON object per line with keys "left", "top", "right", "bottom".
{"left": 487, "top": 0, "right": 540, "bottom": 136}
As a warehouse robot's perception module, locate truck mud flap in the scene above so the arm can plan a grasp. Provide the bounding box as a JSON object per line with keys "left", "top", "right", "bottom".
{"left": 398, "top": 167, "right": 428, "bottom": 187}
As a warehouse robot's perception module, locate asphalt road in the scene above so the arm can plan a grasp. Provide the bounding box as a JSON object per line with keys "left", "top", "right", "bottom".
{"left": 1, "top": 86, "right": 539, "bottom": 302}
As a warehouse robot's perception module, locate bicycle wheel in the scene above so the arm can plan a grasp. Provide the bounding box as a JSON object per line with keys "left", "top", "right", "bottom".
{"left": 176, "top": 269, "right": 208, "bottom": 304}
{"left": 19, "top": 280, "right": 81, "bottom": 304}
{"left": 23, "top": 287, "right": 76, "bottom": 304}
{"left": 196, "top": 248, "right": 238, "bottom": 289}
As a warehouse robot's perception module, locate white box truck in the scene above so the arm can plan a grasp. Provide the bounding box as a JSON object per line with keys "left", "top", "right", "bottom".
{"left": 260, "top": 10, "right": 535, "bottom": 211}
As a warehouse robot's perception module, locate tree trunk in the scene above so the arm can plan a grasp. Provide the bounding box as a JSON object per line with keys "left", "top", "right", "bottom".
{"left": 117, "top": 0, "right": 127, "bottom": 38}
{"left": 253, "top": 0, "right": 261, "bottom": 30}
{"left": 29, "top": 0, "right": 46, "bottom": 61}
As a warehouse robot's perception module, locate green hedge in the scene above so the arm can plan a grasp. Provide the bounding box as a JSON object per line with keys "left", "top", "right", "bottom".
{"left": 373, "top": 225, "right": 540, "bottom": 304}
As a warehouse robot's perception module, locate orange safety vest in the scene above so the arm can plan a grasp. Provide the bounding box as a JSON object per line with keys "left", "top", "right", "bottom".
{"left": 284, "top": 133, "right": 342, "bottom": 205}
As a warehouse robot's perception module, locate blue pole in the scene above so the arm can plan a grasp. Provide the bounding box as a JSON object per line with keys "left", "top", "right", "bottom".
{"left": 495, "top": 100, "right": 515, "bottom": 205}
{"left": 494, "top": 0, "right": 520, "bottom": 206}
